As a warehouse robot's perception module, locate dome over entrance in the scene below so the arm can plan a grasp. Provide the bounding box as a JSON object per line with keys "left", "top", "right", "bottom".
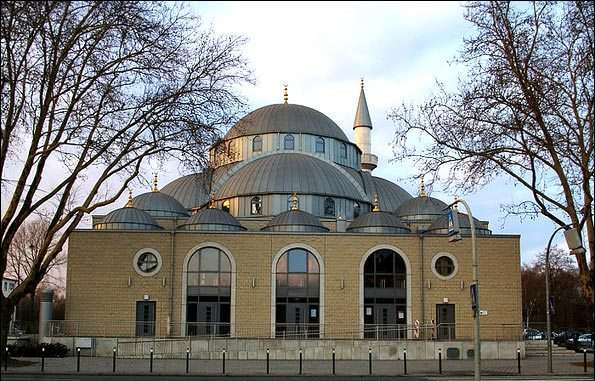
{"left": 224, "top": 104, "right": 349, "bottom": 142}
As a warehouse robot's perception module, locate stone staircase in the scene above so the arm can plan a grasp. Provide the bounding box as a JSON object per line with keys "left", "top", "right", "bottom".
{"left": 525, "top": 340, "right": 578, "bottom": 357}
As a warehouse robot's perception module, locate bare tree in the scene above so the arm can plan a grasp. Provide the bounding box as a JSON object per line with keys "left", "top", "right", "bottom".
{"left": 0, "top": 1, "right": 252, "bottom": 352}
{"left": 389, "top": 1, "right": 593, "bottom": 300}
{"left": 5, "top": 217, "right": 66, "bottom": 289}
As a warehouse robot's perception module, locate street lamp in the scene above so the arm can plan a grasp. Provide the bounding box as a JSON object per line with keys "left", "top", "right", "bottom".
{"left": 445, "top": 198, "right": 481, "bottom": 381}
{"left": 544, "top": 225, "right": 585, "bottom": 373}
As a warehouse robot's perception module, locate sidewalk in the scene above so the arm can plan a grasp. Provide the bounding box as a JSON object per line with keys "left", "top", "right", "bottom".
{"left": 2, "top": 352, "right": 593, "bottom": 377}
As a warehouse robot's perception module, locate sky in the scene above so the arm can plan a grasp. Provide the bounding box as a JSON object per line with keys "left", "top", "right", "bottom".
{"left": 1, "top": 1, "right": 574, "bottom": 268}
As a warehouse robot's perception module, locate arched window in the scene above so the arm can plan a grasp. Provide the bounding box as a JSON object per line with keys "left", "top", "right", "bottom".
{"left": 284, "top": 134, "right": 295, "bottom": 150}
{"left": 315, "top": 137, "right": 325, "bottom": 153}
{"left": 250, "top": 196, "right": 262, "bottom": 215}
{"left": 363, "top": 249, "right": 407, "bottom": 339}
{"left": 252, "top": 136, "right": 262, "bottom": 152}
{"left": 186, "top": 247, "right": 232, "bottom": 336}
{"left": 222, "top": 200, "right": 230, "bottom": 213}
{"left": 353, "top": 202, "right": 361, "bottom": 218}
{"left": 275, "top": 248, "right": 320, "bottom": 338}
{"left": 324, "top": 197, "right": 335, "bottom": 216}
{"left": 340, "top": 143, "right": 347, "bottom": 159}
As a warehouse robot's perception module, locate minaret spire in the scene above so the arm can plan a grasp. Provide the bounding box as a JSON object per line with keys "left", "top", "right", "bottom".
{"left": 353, "top": 78, "right": 377, "bottom": 172}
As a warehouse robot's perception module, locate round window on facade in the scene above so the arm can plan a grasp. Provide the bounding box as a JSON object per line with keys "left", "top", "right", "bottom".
{"left": 133, "top": 249, "right": 162, "bottom": 277}
{"left": 431, "top": 253, "right": 457, "bottom": 280}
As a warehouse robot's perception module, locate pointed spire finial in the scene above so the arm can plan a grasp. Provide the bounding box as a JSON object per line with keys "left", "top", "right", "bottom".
{"left": 209, "top": 192, "right": 216, "bottom": 208}
{"left": 283, "top": 83, "right": 288, "bottom": 104}
{"left": 420, "top": 177, "right": 428, "bottom": 197}
{"left": 152, "top": 173, "right": 159, "bottom": 192}
{"left": 372, "top": 193, "right": 380, "bottom": 212}
{"left": 289, "top": 192, "right": 299, "bottom": 211}
{"left": 360, "top": 77, "right": 364, "bottom": 89}
{"left": 125, "top": 188, "right": 133, "bottom": 207}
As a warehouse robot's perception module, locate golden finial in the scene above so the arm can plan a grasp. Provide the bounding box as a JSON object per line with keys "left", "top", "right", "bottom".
{"left": 372, "top": 193, "right": 380, "bottom": 212}
{"left": 152, "top": 173, "right": 159, "bottom": 192}
{"left": 283, "top": 83, "right": 288, "bottom": 104}
{"left": 125, "top": 188, "right": 133, "bottom": 207}
{"left": 209, "top": 192, "right": 216, "bottom": 208}
{"left": 289, "top": 192, "right": 299, "bottom": 211}
{"left": 360, "top": 77, "right": 364, "bottom": 89}
{"left": 420, "top": 177, "right": 428, "bottom": 197}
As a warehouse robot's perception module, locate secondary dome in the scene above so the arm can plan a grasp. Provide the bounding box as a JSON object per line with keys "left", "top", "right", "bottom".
{"left": 395, "top": 195, "right": 448, "bottom": 222}
{"left": 161, "top": 172, "right": 211, "bottom": 210}
{"left": 132, "top": 191, "right": 189, "bottom": 218}
{"left": 347, "top": 211, "right": 411, "bottom": 234}
{"left": 262, "top": 209, "right": 329, "bottom": 232}
{"left": 178, "top": 208, "right": 245, "bottom": 231}
{"left": 94, "top": 207, "right": 162, "bottom": 230}
{"left": 426, "top": 212, "right": 491, "bottom": 236}
{"left": 224, "top": 104, "right": 349, "bottom": 142}
{"left": 215, "top": 153, "right": 366, "bottom": 201}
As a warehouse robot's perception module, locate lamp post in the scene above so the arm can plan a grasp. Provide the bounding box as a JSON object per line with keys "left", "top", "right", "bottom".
{"left": 544, "top": 225, "right": 585, "bottom": 373}
{"left": 445, "top": 198, "right": 480, "bottom": 381}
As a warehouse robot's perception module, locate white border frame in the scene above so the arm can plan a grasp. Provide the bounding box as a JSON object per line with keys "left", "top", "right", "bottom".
{"left": 359, "top": 244, "right": 412, "bottom": 339}
{"left": 133, "top": 248, "right": 163, "bottom": 277}
{"left": 180, "top": 242, "right": 237, "bottom": 337}
{"left": 270, "top": 243, "right": 325, "bottom": 338}
{"left": 431, "top": 252, "right": 458, "bottom": 280}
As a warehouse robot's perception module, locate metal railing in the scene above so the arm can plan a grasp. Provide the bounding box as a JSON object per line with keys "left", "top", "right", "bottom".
{"left": 41, "top": 320, "right": 524, "bottom": 341}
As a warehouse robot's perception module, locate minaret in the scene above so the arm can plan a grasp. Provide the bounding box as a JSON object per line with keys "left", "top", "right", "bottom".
{"left": 353, "top": 79, "right": 378, "bottom": 171}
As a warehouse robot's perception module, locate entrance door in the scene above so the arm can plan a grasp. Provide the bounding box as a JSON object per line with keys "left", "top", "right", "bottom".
{"left": 286, "top": 303, "right": 306, "bottom": 337}
{"left": 136, "top": 301, "right": 156, "bottom": 337}
{"left": 436, "top": 304, "right": 455, "bottom": 340}
{"left": 197, "top": 302, "right": 218, "bottom": 336}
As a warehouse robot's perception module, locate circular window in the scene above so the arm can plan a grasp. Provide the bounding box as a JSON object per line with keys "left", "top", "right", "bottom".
{"left": 431, "top": 253, "right": 458, "bottom": 280}
{"left": 133, "top": 249, "right": 162, "bottom": 277}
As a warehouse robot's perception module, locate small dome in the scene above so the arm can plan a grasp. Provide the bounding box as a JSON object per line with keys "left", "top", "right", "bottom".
{"left": 426, "top": 212, "right": 491, "bottom": 236}
{"left": 132, "top": 191, "right": 189, "bottom": 218}
{"left": 395, "top": 195, "right": 448, "bottom": 222}
{"left": 371, "top": 176, "right": 412, "bottom": 211}
{"left": 262, "top": 210, "right": 329, "bottom": 232}
{"left": 94, "top": 207, "right": 162, "bottom": 230}
{"left": 224, "top": 104, "right": 349, "bottom": 142}
{"left": 347, "top": 211, "right": 411, "bottom": 234}
{"left": 161, "top": 173, "right": 211, "bottom": 210}
{"left": 178, "top": 208, "right": 245, "bottom": 231}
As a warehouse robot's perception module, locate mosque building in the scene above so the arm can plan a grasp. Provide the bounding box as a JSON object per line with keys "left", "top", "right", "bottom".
{"left": 64, "top": 81, "right": 521, "bottom": 356}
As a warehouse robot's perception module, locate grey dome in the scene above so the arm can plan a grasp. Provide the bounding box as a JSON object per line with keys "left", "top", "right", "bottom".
{"left": 161, "top": 173, "right": 211, "bottom": 210}
{"left": 178, "top": 208, "right": 245, "bottom": 231}
{"left": 426, "top": 212, "right": 491, "bottom": 236}
{"left": 395, "top": 196, "right": 448, "bottom": 221}
{"left": 224, "top": 104, "right": 349, "bottom": 142}
{"left": 347, "top": 211, "right": 411, "bottom": 234}
{"left": 132, "top": 191, "right": 189, "bottom": 218}
{"left": 371, "top": 176, "right": 413, "bottom": 211}
{"left": 262, "top": 210, "right": 329, "bottom": 232}
{"left": 94, "top": 207, "right": 162, "bottom": 230}
{"left": 215, "top": 153, "right": 366, "bottom": 201}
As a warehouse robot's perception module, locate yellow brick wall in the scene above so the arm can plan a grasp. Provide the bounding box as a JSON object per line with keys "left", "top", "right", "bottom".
{"left": 66, "top": 230, "right": 521, "bottom": 340}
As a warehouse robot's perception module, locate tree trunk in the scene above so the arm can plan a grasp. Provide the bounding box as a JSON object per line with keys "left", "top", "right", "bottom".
{"left": 0, "top": 295, "right": 14, "bottom": 362}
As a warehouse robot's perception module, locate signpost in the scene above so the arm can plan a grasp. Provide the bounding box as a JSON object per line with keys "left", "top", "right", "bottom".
{"left": 447, "top": 206, "right": 461, "bottom": 242}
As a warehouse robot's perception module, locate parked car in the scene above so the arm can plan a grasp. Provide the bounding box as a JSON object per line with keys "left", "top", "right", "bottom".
{"left": 564, "top": 331, "right": 584, "bottom": 350}
{"left": 524, "top": 328, "right": 545, "bottom": 340}
{"left": 576, "top": 334, "right": 593, "bottom": 353}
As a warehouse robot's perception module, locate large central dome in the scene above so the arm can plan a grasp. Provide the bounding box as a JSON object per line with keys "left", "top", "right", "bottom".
{"left": 224, "top": 104, "right": 349, "bottom": 142}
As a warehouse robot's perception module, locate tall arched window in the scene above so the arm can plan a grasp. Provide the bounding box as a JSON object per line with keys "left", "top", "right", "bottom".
{"left": 275, "top": 248, "right": 320, "bottom": 338}
{"left": 353, "top": 202, "right": 361, "bottom": 218}
{"left": 186, "top": 247, "right": 232, "bottom": 336}
{"left": 284, "top": 134, "right": 295, "bottom": 150}
{"left": 250, "top": 196, "right": 262, "bottom": 215}
{"left": 252, "top": 136, "right": 262, "bottom": 152}
{"left": 324, "top": 197, "right": 335, "bottom": 216}
{"left": 340, "top": 143, "right": 347, "bottom": 159}
{"left": 363, "top": 249, "right": 407, "bottom": 339}
{"left": 222, "top": 200, "right": 230, "bottom": 213}
{"left": 315, "top": 137, "right": 325, "bottom": 153}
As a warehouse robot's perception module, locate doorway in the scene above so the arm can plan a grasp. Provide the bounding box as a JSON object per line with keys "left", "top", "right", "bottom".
{"left": 136, "top": 301, "right": 156, "bottom": 337}
{"left": 436, "top": 304, "right": 455, "bottom": 340}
